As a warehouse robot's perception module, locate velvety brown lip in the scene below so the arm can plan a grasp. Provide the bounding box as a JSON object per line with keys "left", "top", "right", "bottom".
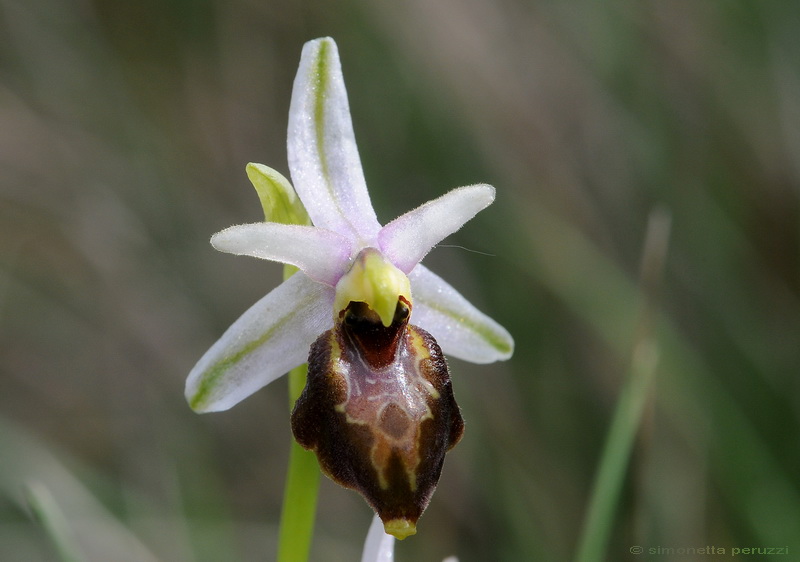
{"left": 291, "top": 299, "right": 464, "bottom": 538}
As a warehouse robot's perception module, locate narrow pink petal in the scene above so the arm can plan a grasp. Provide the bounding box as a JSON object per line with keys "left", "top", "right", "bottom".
{"left": 211, "top": 223, "right": 352, "bottom": 286}
{"left": 288, "top": 37, "right": 381, "bottom": 241}
{"left": 185, "top": 273, "right": 334, "bottom": 413}
{"left": 361, "top": 514, "right": 395, "bottom": 562}
{"left": 409, "top": 265, "right": 514, "bottom": 363}
{"left": 379, "top": 184, "right": 495, "bottom": 273}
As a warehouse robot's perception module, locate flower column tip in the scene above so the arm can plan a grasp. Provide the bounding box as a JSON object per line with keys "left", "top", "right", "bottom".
{"left": 333, "top": 248, "right": 412, "bottom": 327}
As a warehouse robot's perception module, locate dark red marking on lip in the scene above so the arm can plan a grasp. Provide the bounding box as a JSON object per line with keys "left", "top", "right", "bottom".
{"left": 341, "top": 297, "right": 410, "bottom": 368}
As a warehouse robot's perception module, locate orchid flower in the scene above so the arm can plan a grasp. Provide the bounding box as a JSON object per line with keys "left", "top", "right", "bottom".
{"left": 185, "top": 37, "right": 513, "bottom": 539}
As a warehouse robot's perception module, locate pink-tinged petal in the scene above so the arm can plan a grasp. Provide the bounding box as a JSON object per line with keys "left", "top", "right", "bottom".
{"left": 186, "top": 273, "right": 334, "bottom": 413}
{"left": 288, "top": 37, "right": 381, "bottom": 241}
{"left": 211, "top": 223, "right": 352, "bottom": 286}
{"left": 379, "top": 185, "right": 495, "bottom": 273}
{"left": 361, "top": 514, "right": 395, "bottom": 562}
{"left": 409, "top": 265, "right": 514, "bottom": 363}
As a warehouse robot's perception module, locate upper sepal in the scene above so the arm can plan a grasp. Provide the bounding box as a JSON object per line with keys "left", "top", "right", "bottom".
{"left": 287, "top": 37, "right": 381, "bottom": 241}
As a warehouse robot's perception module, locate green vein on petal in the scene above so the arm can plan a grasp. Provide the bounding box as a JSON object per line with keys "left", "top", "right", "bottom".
{"left": 416, "top": 293, "right": 514, "bottom": 358}
{"left": 313, "top": 39, "right": 331, "bottom": 190}
{"left": 309, "top": 38, "right": 357, "bottom": 236}
{"left": 188, "top": 291, "right": 315, "bottom": 412}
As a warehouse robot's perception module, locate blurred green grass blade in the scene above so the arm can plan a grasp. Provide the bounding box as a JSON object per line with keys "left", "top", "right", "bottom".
{"left": 0, "top": 416, "right": 160, "bottom": 562}
{"left": 574, "top": 209, "right": 669, "bottom": 562}
{"left": 522, "top": 202, "right": 800, "bottom": 553}
{"left": 574, "top": 341, "right": 659, "bottom": 562}
{"left": 25, "top": 481, "right": 87, "bottom": 562}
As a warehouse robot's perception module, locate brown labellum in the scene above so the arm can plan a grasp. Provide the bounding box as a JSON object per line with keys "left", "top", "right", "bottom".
{"left": 291, "top": 297, "right": 464, "bottom": 539}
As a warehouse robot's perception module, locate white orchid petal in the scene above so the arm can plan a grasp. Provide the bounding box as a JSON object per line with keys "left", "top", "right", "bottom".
{"left": 379, "top": 184, "right": 495, "bottom": 273}
{"left": 361, "top": 514, "right": 395, "bottom": 562}
{"left": 186, "top": 273, "right": 334, "bottom": 413}
{"left": 409, "top": 265, "right": 514, "bottom": 363}
{"left": 288, "top": 37, "right": 381, "bottom": 241}
{"left": 211, "top": 223, "right": 352, "bottom": 286}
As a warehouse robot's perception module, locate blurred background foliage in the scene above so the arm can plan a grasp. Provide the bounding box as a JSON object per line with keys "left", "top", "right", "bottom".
{"left": 2, "top": 0, "right": 799, "bottom": 560}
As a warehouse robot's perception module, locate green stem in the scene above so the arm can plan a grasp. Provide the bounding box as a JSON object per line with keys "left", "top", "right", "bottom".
{"left": 276, "top": 364, "right": 321, "bottom": 562}
{"left": 277, "top": 262, "right": 321, "bottom": 562}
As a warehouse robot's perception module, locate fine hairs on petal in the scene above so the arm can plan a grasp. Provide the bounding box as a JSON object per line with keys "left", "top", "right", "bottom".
{"left": 287, "top": 37, "right": 381, "bottom": 241}
{"left": 378, "top": 184, "right": 495, "bottom": 273}
{"left": 211, "top": 223, "right": 353, "bottom": 286}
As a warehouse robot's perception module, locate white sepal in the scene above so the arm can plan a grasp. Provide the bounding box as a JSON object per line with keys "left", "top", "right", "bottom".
{"left": 186, "top": 273, "right": 334, "bottom": 412}
{"left": 409, "top": 265, "right": 513, "bottom": 363}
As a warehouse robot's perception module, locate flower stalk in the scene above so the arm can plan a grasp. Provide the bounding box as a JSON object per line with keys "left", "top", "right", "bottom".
{"left": 277, "top": 365, "right": 320, "bottom": 562}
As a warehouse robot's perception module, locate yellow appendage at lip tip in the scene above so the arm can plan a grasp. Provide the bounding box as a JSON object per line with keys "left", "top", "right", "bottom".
{"left": 383, "top": 518, "right": 417, "bottom": 540}
{"left": 334, "top": 248, "right": 412, "bottom": 327}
